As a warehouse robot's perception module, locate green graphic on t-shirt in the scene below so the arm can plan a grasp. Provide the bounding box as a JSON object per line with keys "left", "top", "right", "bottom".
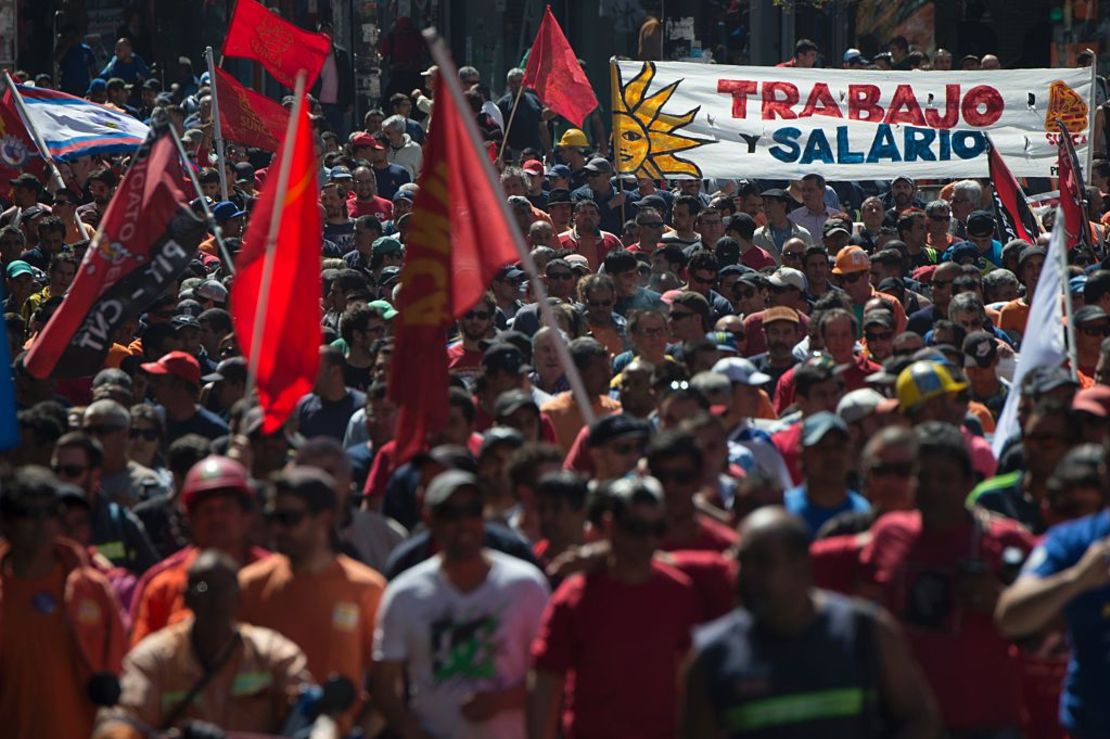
{"left": 431, "top": 614, "right": 500, "bottom": 682}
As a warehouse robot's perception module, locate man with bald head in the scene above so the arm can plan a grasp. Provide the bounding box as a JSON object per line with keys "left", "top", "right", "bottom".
{"left": 681, "top": 507, "right": 939, "bottom": 737}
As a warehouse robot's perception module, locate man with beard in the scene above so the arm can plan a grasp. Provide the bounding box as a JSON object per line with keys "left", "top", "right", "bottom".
{"left": 750, "top": 306, "right": 802, "bottom": 395}
{"left": 882, "top": 175, "right": 925, "bottom": 215}
{"left": 77, "top": 168, "right": 117, "bottom": 228}
{"left": 321, "top": 182, "right": 356, "bottom": 253}
{"left": 347, "top": 165, "right": 393, "bottom": 220}
{"left": 448, "top": 292, "right": 496, "bottom": 378}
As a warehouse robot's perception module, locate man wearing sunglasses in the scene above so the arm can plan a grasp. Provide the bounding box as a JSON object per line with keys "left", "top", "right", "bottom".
{"left": 240, "top": 466, "right": 386, "bottom": 733}
{"left": 530, "top": 475, "right": 698, "bottom": 739}
{"left": 82, "top": 400, "right": 165, "bottom": 508}
{"left": 447, "top": 292, "right": 496, "bottom": 378}
{"left": 908, "top": 261, "right": 961, "bottom": 336}
{"left": 833, "top": 246, "right": 907, "bottom": 338}
{"left": 0, "top": 466, "right": 126, "bottom": 739}
{"left": 1074, "top": 306, "right": 1110, "bottom": 380}
{"left": 648, "top": 429, "right": 739, "bottom": 553}
{"left": 374, "top": 469, "right": 549, "bottom": 738}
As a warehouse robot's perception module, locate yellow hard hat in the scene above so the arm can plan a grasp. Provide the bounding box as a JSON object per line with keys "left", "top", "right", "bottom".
{"left": 557, "top": 128, "right": 589, "bottom": 149}
{"left": 895, "top": 360, "right": 968, "bottom": 411}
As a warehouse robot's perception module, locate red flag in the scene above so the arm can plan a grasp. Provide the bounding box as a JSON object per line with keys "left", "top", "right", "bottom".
{"left": 222, "top": 0, "right": 331, "bottom": 89}
{"left": 0, "top": 87, "right": 46, "bottom": 197}
{"left": 230, "top": 95, "right": 321, "bottom": 435}
{"left": 213, "top": 68, "right": 289, "bottom": 152}
{"left": 521, "top": 6, "right": 598, "bottom": 128}
{"left": 1056, "top": 120, "right": 1090, "bottom": 251}
{"left": 389, "top": 69, "right": 520, "bottom": 461}
{"left": 25, "top": 125, "right": 206, "bottom": 378}
{"left": 986, "top": 136, "right": 1040, "bottom": 244}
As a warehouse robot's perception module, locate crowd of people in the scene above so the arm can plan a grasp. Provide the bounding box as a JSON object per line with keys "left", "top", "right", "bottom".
{"left": 5, "top": 24, "right": 1110, "bottom": 739}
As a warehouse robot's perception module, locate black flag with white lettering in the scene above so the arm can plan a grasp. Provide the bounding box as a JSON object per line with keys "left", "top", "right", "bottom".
{"left": 986, "top": 135, "right": 1040, "bottom": 245}
{"left": 24, "top": 122, "right": 205, "bottom": 378}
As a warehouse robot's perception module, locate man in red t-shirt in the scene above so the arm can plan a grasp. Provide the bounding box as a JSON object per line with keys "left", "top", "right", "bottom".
{"left": 529, "top": 476, "right": 699, "bottom": 739}
{"left": 347, "top": 165, "right": 394, "bottom": 220}
{"left": 725, "top": 213, "right": 776, "bottom": 271}
{"left": 446, "top": 293, "right": 495, "bottom": 379}
{"left": 860, "top": 422, "right": 1033, "bottom": 734}
{"left": 648, "top": 429, "right": 739, "bottom": 552}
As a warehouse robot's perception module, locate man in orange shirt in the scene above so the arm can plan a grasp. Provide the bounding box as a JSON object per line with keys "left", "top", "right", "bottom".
{"left": 238, "top": 466, "right": 386, "bottom": 730}
{"left": 998, "top": 245, "right": 1045, "bottom": 342}
{"left": 129, "top": 455, "right": 268, "bottom": 647}
{"left": 540, "top": 337, "right": 622, "bottom": 453}
{"left": 0, "top": 466, "right": 126, "bottom": 739}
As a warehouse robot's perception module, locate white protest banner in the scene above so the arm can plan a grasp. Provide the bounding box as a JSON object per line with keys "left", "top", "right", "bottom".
{"left": 611, "top": 61, "right": 1092, "bottom": 181}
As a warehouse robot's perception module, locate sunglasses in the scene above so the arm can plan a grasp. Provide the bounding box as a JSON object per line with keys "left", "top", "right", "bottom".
{"left": 653, "top": 468, "right": 699, "bottom": 485}
{"left": 865, "top": 331, "right": 893, "bottom": 342}
{"left": 618, "top": 517, "right": 668, "bottom": 538}
{"left": 871, "top": 462, "right": 914, "bottom": 478}
{"left": 51, "top": 463, "right": 87, "bottom": 478}
{"left": 434, "top": 499, "right": 484, "bottom": 522}
{"left": 840, "top": 272, "right": 867, "bottom": 283}
{"left": 86, "top": 424, "right": 125, "bottom": 436}
{"left": 635, "top": 326, "right": 667, "bottom": 337}
{"left": 1079, "top": 325, "right": 1110, "bottom": 337}
{"left": 265, "top": 508, "right": 308, "bottom": 527}
{"left": 130, "top": 427, "right": 159, "bottom": 441}
{"left": 464, "top": 311, "right": 491, "bottom": 321}
{"left": 547, "top": 272, "right": 574, "bottom": 281}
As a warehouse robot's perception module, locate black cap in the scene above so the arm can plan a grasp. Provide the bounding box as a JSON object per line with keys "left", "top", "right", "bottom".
{"left": 1030, "top": 366, "right": 1079, "bottom": 396}
{"left": 481, "top": 343, "right": 525, "bottom": 375}
{"left": 495, "top": 265, "right": 525, "bottom": 282}
{"left": 966, "top": 210, "right": 996, "bottom": 238}
{"left": 547, "top": 188, "right": 572, "bottom": 206}
{"left": 493, "top": 389, "right": 538, "bottom": 419}
{"left": 962, "top": 330, "right": 997, "bottom": 368}
{"left": 379, "top": 266, "right": 402, "bottom": 287}
{"left": 587, "top": 413, "right": 651, "bottom": 447}
{"left": 10, "top": 173, "right": 40, "bottom": 189}
{"left": 1074, "top": 305, "right": 1108, "bottom": 325}
{"left": 202, "top": 356, "right": 248, "bottom": 383}
{"left": 170, "top": 314, "right": 201, "bottom": 331}
{"left": 424, "top": 469, "right": 482, "bottom": 508}
{"left": 478, "top": 426, "right": 524, "bottom": 457}
{"left": 760, "top": 188, "right": 789, "bottom": 201}
{"left": 1018, "top": 246, "right": 1047, "bottom": 268}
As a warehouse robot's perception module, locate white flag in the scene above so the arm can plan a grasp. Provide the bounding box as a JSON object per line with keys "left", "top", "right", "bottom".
{"left": 991, "top": 208, "right": 1068, "bottom": 457}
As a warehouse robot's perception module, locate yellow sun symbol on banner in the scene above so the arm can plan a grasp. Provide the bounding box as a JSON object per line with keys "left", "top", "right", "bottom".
{"left": 612, "top": 61, "right": 710, "bottom": 179}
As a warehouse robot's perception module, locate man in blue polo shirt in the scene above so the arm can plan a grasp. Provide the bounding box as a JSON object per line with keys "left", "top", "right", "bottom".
{"left": 783, "top": 411, "right": 869, "bottom": 536}
{"left": 997, "top": 497, "right": 1110, "bottom": 738}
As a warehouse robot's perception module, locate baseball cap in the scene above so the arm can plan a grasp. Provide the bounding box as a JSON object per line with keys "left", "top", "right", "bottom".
{"left": 424, "top": 469, "right": 482, "bottom": 508}
{"left": 141, "top": 351, "right": 202, "bottom": 386}
{"left": 546, "top": 164, "right": 572, "bottom": 180}
{"left": 546, "top": 188, "right": 573, "bottom": 207}
{"left": 1073, "top": 385, "right": 1110, "bottom": 417}
{"left": 392, "top": 190, "right": 414, "bottom": 204}
{"left": 202, "top": 356, "right": 248, "bottom": 384}
{"left": 329, "top": 165, "right": 353, "bottom": 182}
{"left": 350, "top": 131, "right": 383, "bottom": 150}
{"left": 608, "top": 475, "right": 665, "bottom": 507}
{"left": 482, "top": 343, "right": 525, "bottom": 375}
{"left": 962, "top": 331, "right": 997, "bottom": 368}
{"left": 949, "top": 241, "right": 980, "bottom": 264}
{"left": 170, "top": 314, "right": 201, "bottom": 332}
{"left": 802, "top": 411, "right": 850, "bottom": 447}
{"left": 768, "top": 267, "right": 806, "bottom": 291}
{"left": 87, "top": 78, "right": 107, "bottom": 94}
{"left": 762, "top": 306, "right": 800, "bottom": 325}
{"left": 234, "top": 162, "right": 256, "bottom": 183}
{"left": 843, "top": 48, "right": 867, "bottom": 64}
{"left": 822, "top": 218, "right": 852, "bottom": 237}
{"left": 832, "top": 245, "right": 870, "bottom": 275}
{"left": 588, "top": 413, "right": 651, "bottom": 447}
{"left": 212, "top": 200, "right": 246, "bottom": 222}
{"left": 966, "top": 211, "right": 996, "bottom": 238}
{"left": 836, "top": 388, "right": 886, "bottom": 425}
{"left": 862, "top": 311, "right": 895, "bottom": 330}
{"left": 565, "top": 254, "right": 590, "bottom": 271}
{"left": 1069, "top": 275, "right": 1088, "bottom": 295}
{"left": 9, "top": 173, "right": 40, "bottom": 189}
{"left": 372, "top": 236, "right": 404, "bottom": 256}
{"left": 712, "top": 357, "right": 771, "bottom": 386}
{"left": 705, "top": 331, "right": 739, "bottom": 354}
{"left": 495, "top": 265, "right": 525, "bottom": 282}
{"left": 895, "top": 361, "right": 968, "bottom": 411}
{"left": 1030, "top": 367, "right": 1078, "bottom": 396}
{"left": 379, "top": 266, "right": 402, "bottom": 287}
{"left": 522, "top": 159, "right": 544, "bottom": 176}
{"left": 584, "top": 158, "right": 614, "bottom": 174}
{"left": 1018, "top": 246, "right": 1047, "bottom": 267}
{"left": 892, "top": 175, "right": 914, "bottom": 186}
{"left": 493, "top": 389, "right": 538, "bottom": 419}
{"left": 368, "top": 299, "right": 398, "bottom": 320}
{"left": 1073, "top": 305, "right": 1108, "bottom": 325}
{"left": 195, "top": 280, "right": 228, "bottom": 303}
{"left": 479, "top": 427, "right": 524, "bottom": 457}
{"left": 6, "top": 260, "right": 33, "bottom": 279}
{"left": 760, "top": 188, "right": 789, "bottom": 201}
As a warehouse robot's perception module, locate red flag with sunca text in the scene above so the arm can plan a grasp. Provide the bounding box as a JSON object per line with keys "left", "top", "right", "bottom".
{"left": 230, "top": 95, "right": 321, "bottom": 434}
{"left": 389, "top": 70, "right": 520, "bottom": 461}
{"left": 213, "top": 68, "right": 289, "bottom": 152}
{"left": 222, "top": 0, "right": 331, "bottom": 89}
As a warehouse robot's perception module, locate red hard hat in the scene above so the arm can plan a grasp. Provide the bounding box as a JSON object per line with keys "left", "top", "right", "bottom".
{"left": 181, "top": 455, "right": 251, "bottom": 512}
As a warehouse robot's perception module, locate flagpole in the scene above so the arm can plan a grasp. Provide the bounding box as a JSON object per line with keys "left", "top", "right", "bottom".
{"left": 3, "top": 73, "right": 67, "bottom": 193}
{"left": 243, "top": 70, "right": 307, "bottom": 404}
{"left": 424, "top": 28, "right": 598, "bottom": 428}
{"left": 1058, "top": 205, "right": 1080, "bottom": 382}
{"left": 497, "top": 80, "right": 525, "bottom": 164}
{"left": 1085, "top": 49, "right": 1097, "bottom": 180}
{"left": 205, "top": 46, "right": 230, "bottom": 202}
{"left": 167, "top": 127, "right": 237, "bottom": 275}
{"left": 609, "top": 57, "right": 626, "bottom": 225}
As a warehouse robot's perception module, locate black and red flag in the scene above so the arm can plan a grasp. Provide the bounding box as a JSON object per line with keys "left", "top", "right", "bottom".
{"left": 24, "top": 122, "right": 206, "bottom": 378}
{"left": 986, "top": 135, "right": 1040, "bottom": 244}
{"left": 1056, "top": 119, "right": 1091, "bottom": 252}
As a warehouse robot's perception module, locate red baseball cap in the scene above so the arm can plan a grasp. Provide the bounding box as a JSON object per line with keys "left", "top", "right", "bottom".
{"left": 140, "top": 350, "right": 202, "bottom": 386}
{"left": 351, "top": 131, "right": 384, "bottom": 150}
{"left": 522, "top": 159, "right": 544, "bottom": 175}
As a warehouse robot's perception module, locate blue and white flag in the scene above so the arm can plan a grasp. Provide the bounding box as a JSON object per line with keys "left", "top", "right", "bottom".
{"left": 16, "top": 85, "right": 149, "bottom": 161}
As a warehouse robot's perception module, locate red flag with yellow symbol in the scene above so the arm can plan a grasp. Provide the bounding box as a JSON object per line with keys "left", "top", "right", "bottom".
{"left": 222, "top": 0, "right": 331, "bottom": 89}
{"left": 212, "top": 68, "right": 289, "bottom": 152}
{"left": 389, "top": 70, "right": 520, "bottom": 462}
{"left": 230, "top": 93, "right": 321, "bottom": 435}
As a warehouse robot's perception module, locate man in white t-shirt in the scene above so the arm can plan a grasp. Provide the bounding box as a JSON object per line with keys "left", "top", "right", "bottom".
{"left": 372, "top": 470, "right": 550, "bottom": 739}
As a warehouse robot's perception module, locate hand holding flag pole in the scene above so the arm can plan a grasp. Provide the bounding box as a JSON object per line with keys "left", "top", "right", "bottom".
{"left": 423, "top": 28, "right": 598, "bottom": 429}
{"left": 3, "top": 72, "right": 67, "bottom": 193}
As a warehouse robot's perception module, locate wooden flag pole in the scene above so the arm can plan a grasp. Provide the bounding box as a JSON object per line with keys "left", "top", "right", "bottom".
{"left": 497, "top": 79, "right": 526, "bottom": 165}
{"left": 243, "top": 70, "right": 307, "bottom": 404}
{"left": 3, "top": 73, "right": 67, "bottom": 193}
{"left": 424, "top": 28, "right": 598, "bottom": 428}
{"left": 205, "top": 46, "right": 230, "bottom": 202}
{"left": 166, "top": 120, "right": 237, "bottom": 275}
